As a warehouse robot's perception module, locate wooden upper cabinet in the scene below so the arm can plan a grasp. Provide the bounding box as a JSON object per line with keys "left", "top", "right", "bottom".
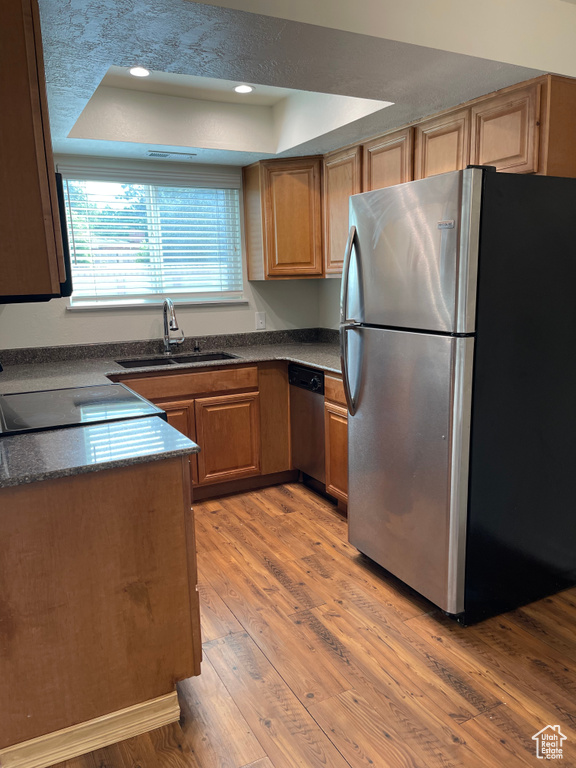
{"left": 414, "top": 108, "right": 470, "bottom": 179}
{"left": 363, "top": 128, "right": 414, "bottom": 191}
{"left": 1, "top": 0, "right": 65, "bottom": 299}
{"left": 470, "top": 82, "right": 541, "bottom": 173}
{"left": 243, "top": 157, "right": 323, "bottom": 279}
{"left": 323, "top": 146, "right": 362, "bottom": 274}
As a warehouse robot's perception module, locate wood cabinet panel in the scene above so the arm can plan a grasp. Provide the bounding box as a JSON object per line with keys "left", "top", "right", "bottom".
{"left": 325, "top": 401, "right": 348, "bottom": 503}
{"left": 325, "top": 375, "right": 346, "bottom": 408}
{"left": 258, "top": 362, "right": 291, "bottom": 475}
{"left": 363, "top": 128, "right": 413, "bottom": 190}
{"left": 156, "top": 399, "right": 198, "bottom": 486}
{"left": 414, "top": 109, "right": 470, "bottom": 179}
{"left": 323, "top": 146, "right": 362, "bottom": 274}
{"left": 470, "top": 83, "right": 541, "bottom": 173}
{"left": 1, "top": 0, "right": 64, "bottom": 299}
{"left": 264, "top": 159, "right": 323, "bottom": 277}
{"left": 244, "top": 157, "right": 323, "bottom": 279}
{"left": 195, "top": 392, "right": 261, "bottom": 485}
{"left": 0, "top": 458, "right": 199, "bottom": 747}
{"left": 117, "top": 366, "right": 258, "bottom": 401}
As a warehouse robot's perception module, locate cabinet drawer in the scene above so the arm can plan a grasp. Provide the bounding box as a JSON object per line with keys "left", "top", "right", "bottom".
{"left": 325, "top": 375, "right": 346, "bottom": 407}
{"left": 120, "top": 366, "right": 258, "bottom": 401}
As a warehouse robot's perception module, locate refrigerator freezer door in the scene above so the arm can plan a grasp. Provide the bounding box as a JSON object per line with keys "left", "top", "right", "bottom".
{"left": 347, "top": 327, "right": 474, "bottom": 614}
{"left": 348, "top": 169, "right": 481, "bottom": 334}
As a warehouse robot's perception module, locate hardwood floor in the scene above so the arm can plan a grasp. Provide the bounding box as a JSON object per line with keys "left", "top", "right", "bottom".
{"left": 58, "top": 483, "right": 576, "bottom": 768}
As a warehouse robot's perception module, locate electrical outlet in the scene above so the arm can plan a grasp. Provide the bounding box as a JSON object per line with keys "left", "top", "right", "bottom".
{"left": 255, "top": 311, "right": 266, "bottom": 330}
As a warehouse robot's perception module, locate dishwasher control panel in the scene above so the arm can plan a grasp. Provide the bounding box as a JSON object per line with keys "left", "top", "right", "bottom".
{"left": 288, "top": 364, "right": 325, "bottom": 395}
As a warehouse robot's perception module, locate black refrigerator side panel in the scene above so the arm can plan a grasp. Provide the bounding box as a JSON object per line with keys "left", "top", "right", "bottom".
{"left": 463, "top": 172, "right": 576, "bottom": 624}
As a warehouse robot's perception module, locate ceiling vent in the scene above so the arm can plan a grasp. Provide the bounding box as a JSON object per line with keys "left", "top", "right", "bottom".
{"left": 147, "top": 150, "right": 197, "bottom": 160}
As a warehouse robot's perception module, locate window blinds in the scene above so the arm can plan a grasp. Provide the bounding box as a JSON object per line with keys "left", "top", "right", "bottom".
{"left": 61, "top": 173, "right": 243, "bottom": 307}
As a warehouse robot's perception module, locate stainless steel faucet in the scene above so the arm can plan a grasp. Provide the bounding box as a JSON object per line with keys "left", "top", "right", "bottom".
{"left": 163, "top": 298, "right": 185, "bottom": 354}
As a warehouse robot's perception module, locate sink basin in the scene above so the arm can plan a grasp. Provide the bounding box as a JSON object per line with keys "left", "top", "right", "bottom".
{"left": 115, "top": 352, "right": 238, "bottom": 369}
{"left": 115, "top": 358, "right": 178, "bottom": 368}
{"left": 170, "top": 352, "right": 238, "bottom": 363}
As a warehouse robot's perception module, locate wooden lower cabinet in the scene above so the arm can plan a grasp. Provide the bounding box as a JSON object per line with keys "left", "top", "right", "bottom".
{"left": 195, "top": 392, "right": 261, "bottom": 485}
{"left": 324, "top": 400, "right": 348, "bottom": 504}
{"left": 0, "top": 457, "right": 200, "bottom": 754}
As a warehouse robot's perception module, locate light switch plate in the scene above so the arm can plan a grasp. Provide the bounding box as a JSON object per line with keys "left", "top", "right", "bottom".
{"left": 255, "top": 311, "right": 266, "bottom": 330}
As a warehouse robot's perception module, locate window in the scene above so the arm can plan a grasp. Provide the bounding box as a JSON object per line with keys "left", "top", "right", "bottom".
{"left": 60, "top": 166, "right": 244, "bottom": 308}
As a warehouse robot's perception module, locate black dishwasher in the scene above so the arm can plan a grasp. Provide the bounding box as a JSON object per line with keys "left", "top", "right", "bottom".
{"left": 288, "top": 363, "right": 325, "bottom": 483}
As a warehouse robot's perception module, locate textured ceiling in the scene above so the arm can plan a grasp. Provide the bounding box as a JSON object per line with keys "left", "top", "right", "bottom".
{"left": 39, "top": 0, "right": 543, "bottom": 165}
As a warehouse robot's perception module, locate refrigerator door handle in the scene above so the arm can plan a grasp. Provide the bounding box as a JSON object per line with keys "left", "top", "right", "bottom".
{"left": 340, "top": 322, "right": 362, "bottom": 416}
{"left": 340, "top": 225, "right": 362, "bottom": 416}
{"left": 340, "top": 226, "right": 357, "bottom": 326}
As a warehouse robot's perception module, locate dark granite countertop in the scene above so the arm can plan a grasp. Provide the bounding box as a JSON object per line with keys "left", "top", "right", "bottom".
{"left": 0, "top": 330, "right": 341, "bottom": 487}
{"left": 0, "top": 341, "right": 342, "bottom": 395}
{"left": 0, "top": 416, "right": 199, "bottom": 488}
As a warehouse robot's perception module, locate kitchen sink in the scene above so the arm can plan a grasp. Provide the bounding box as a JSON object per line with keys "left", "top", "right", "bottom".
{"left": 115, "top": 358, "right": 178, "bottom": 368}
{"left": 115, "top": 352, "right": 238, "bottom": 369}
{"left": 169, "top": 352, "right": 238, "bottom": 363}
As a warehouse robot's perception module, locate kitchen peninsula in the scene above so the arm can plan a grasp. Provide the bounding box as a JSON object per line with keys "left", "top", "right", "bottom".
{"left": 0, "top": 408, "right": 201, "bottom": 768}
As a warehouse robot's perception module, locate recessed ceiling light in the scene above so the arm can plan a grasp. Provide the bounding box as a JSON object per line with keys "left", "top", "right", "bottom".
{"left": 129, "top": 66, "right": 150, "bottom": 78}
{"left": 234, "top": 84, "right": 253, "bottom": 94}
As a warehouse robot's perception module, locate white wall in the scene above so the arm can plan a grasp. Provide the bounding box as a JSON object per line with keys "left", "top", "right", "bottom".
{"left": 70, "top": 87, "right": 277, "bottom": 153}
{"left": 0, "top": 279, "right": 323, "bottom": 350}
{"left": 318, "top": 277, "right": 341, "bottom": 330}
{"left": 273, "top": 92, "right": 391, "bottom": 154}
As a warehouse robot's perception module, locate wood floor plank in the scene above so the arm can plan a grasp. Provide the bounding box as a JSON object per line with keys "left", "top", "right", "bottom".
{"left": 510, "top": 599, "right": 576, "bottom": 662}
{"left": 197, "top": 541, "right": 308, "bottom": 619}
{"left": 198, "top": 581, "right": 244, "bottom": 642}
{"left": 324, "top": 590, "right": 502, "bottom": 722}
{"left": 406, "top": 612, "right": 576, "bottom": 737}
{"left": 200, "top": 502, "right": 328, "bottom": 612}
{"left": 147, "top": 723, "right": 197, "bottom": 767}
{"left": 226, "top": 492, "right": 317, "bottom": 560}
{"left": 240, "top": 759, "right": 276, "bottom": 768}
{"left": 461, "top": 703, "right": 567, "bottom": 767}
{"left": 197, "top": 546, "right": 352, "bottom": 706}
{"left": 293, "top": 609, "right": 490, "bottom": 768}
{"left": 204, "top": 632, "right": 351, "bottom": 768}
{"left": 309, "top": 690, "right": 423, "bottom": 768}
{"left": 178, "top": 655, "right": 266, "bottom": 768}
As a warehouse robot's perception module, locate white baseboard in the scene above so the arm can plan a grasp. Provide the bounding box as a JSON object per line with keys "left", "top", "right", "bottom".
{"left": 0, "top": 691, "right": 180, "bottom": 768}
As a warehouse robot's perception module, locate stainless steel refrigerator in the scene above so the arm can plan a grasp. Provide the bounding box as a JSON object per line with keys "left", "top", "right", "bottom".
{"left": 340, "top": 167, "right": 576, "bottom": 624}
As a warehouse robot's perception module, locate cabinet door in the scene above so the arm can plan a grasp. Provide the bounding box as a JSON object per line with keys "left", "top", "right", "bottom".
{"left": 156, "top": 399, "right": 198, "bottom": 486}
{"left": 1, "top": 0, "right": 64, "bottom": 298}
{"left": 325, "top": 401, "right": 348, "bottom": 504}
{"left": 195, "top": 392, "right": 261, "bottom": 485}
{"left": 363, "top": 128, "right": 413, "bottom": 191}
{"left": 414, "top": 109, "right": 470, "bottom": 179}
{"left": 323, "top": 147, "right": 362, "bottom": 274}
{"left": 263, "top": 158, "right": 323, "bottom": 277}
{"left": 470, "top": 83, "right": 541, "bottom": 173}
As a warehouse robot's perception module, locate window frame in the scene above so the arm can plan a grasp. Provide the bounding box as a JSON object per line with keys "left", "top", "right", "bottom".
{"left": 57, "top": 161, "right": 247, "bottom": 311}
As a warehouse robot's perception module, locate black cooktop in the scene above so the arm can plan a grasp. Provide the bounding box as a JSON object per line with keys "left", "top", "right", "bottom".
{"left": 0, "top": 383, "right": 166, "bottom": 436}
